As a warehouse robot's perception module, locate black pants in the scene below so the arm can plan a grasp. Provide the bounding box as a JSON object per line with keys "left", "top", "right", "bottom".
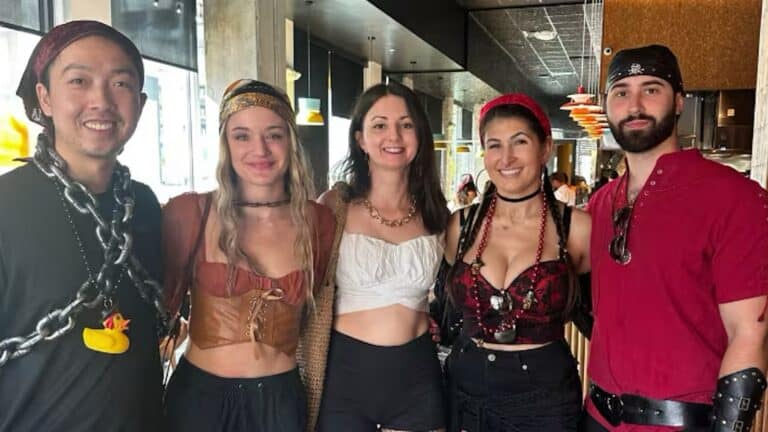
{"left": 317, "top": 330, "right": 446, "bottom": 431}
{"left": 446, "top": 336, "right": 582, "bottom": 432}
{"left": 164, "top": 356, "right": 307, "bottom": 432}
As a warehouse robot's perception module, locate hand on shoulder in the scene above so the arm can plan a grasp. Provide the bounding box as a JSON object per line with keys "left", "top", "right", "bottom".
{"left": 568, "top": 207, "right": 591, "bottom": 273}
{"left": 317, "top": 189, "right": 339, "bottom": 215}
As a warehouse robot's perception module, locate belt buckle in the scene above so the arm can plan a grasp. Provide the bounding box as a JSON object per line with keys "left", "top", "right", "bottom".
{"left": 606, "top": 394, "right": 625, "bottom": 426}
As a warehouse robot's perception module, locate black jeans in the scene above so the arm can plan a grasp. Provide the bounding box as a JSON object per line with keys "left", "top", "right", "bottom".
{"left": 446, "top": 336, "right": 582, "bottom": 432}
{"left": 164, "top": 356, "right": 307, "bottom": 432}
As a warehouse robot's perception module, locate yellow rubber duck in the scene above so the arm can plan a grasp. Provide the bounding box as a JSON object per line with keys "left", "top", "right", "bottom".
{"left": 82, "top": 313, "right": 131, "bottom": 354}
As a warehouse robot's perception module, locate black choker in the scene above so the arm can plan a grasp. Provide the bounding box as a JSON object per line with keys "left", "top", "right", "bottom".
{"left": 233, "top": 198, "right": 290, "bottom": 208}
{"left": 496, "top": 189, "right": 540, "bottom": 203}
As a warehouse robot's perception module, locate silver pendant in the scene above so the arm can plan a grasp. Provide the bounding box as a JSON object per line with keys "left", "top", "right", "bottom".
{"left": 489, "top": 293, "right": 513, "bottom": 312}
{"left": 494, "top": 324, "right": 517, "bottom": 343}
{"left": 522, "top": 290, "right": 536, "bottom": 310}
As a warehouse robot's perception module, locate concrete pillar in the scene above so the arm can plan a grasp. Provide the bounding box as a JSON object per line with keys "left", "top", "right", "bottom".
{"left": 364, "top": 60, "right": 382, "bottom": 89}
{"left": 204, "top": 0, "right": 286, "bottom": 104}
{"left": 751, "top": 0, "right": 768, "bottom": 188}
{"left": 285, "top": 19, "right": 300, "bottom": 109}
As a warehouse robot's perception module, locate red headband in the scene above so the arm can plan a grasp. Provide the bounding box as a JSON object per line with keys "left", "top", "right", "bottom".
{"left": 478, "top": 93, "right": 551, "bottom": 142}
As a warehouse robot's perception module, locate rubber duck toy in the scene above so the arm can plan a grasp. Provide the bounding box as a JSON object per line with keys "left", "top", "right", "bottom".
{"left": 82, "top": 313, "right": 131, "bottom": 354}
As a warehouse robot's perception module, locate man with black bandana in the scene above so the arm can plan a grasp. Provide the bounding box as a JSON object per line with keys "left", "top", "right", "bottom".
{"left": 583, "top": 45, "right": 768, "bottom": 431}
{"left": 0, "top": 21, "right": 166, "bottom": 431}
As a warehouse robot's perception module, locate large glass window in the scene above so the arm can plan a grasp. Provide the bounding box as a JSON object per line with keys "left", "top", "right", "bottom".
{"left": 0, "top": 27, "right": 41, "bottom": 175}
{"left": 111, "top": 0, "right": 197, "bottom": 70}
{"left": 0, "top": 2, "right": 44, "bottom": 32}
{"left": 120, "top": 59, "right": 199, "bottom": 203}
{"left": 1, "top": 0, "right": 212, "bottom": 200}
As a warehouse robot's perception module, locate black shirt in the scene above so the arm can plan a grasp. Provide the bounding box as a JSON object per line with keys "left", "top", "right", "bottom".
{"left": 0, "top": 164, "right": 163, "bottom": 432}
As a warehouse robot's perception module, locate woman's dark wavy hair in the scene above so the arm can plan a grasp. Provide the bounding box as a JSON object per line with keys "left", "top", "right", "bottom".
{"left": 449, "top": 103, "right": 579, "bottom": 321}
{"left": 340, "top": 81, "right": 448, "bottom": 234}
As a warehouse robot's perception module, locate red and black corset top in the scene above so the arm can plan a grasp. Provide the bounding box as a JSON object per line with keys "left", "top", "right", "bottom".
{"left": 451, "top": 259, "right": 569, "bottom": 344}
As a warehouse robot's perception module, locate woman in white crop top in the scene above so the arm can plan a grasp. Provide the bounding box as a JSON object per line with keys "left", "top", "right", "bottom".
{"left": 316, "top": 82, "right": 449, "bottom": 432}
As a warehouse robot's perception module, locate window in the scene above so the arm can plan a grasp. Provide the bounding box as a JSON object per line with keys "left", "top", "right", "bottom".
{"left": 0, "top": 2, "right": 46, "bottom": 32}
{"left": 119, "top": 59, "right": 202, "bottom": 203}
{"left": 0, "top": 27, "right": 41, "bottom": 175}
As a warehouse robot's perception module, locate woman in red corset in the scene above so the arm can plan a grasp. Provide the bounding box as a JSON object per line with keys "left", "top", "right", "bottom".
{"left": 442, "top": 93, "right": 591, "bottom": 432}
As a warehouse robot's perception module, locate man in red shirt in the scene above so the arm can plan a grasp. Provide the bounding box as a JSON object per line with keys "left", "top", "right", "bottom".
{"left": 583, "top": 44, "right": 768, "bottom": 431}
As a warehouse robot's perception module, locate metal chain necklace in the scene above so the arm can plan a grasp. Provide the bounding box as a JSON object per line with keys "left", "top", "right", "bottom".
{"left": 470, "top": 191, "right": 548, "bottom": 343}
{"left": 56, "top": 184, "right": 125, "bottom": 314}
{"left": 0, "top": 139, "right": 169, "bottom": 368}
{"left": 362, "top": 197, "right": 417, "bottom": 228}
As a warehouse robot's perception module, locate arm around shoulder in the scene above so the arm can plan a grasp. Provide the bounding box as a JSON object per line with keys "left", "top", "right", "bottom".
{"left": 568, "top": 207, "right": 591, "bottom": 274}
{"left": 317, "top": 189, "right": 340, "bottom": 216}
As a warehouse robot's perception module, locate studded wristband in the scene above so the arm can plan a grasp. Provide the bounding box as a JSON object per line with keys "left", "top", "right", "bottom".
{"left": 711, "top": 367, "right": 766, "bottom": 432}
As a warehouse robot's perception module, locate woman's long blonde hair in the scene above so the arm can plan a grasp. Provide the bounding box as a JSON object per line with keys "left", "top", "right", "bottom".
{"left": 214, "top": 80, "right": 317, "bottom": 306}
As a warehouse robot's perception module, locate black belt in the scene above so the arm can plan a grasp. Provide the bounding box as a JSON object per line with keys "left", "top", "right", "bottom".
{"left": 590, "top": 382, "right": 713, "bottom": 429}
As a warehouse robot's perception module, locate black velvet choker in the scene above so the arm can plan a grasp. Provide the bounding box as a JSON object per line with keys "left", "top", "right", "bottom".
{"left": 496, "top": 189, "right": 540, "bottom": 203}
{"left": 233, "top": 198, "right": 290, "bottom": 208}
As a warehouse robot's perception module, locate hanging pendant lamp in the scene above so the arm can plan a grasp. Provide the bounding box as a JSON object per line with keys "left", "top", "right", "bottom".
{"left": 296, "top": 0, "right": 324, "bottom": 126}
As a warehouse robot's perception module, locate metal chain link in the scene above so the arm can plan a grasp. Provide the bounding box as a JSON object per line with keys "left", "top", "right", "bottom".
{"left": 0, "top": 143, "right": 169, "bottom": 368}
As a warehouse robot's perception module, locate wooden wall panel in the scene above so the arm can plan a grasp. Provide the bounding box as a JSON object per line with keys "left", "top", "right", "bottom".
{"left": 601, "top": 0, "right": 761, "bottom": 91}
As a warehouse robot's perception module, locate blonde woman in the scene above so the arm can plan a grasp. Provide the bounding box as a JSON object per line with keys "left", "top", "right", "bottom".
{"left": 162, "top": 80, "right": 335, "bottom": 432}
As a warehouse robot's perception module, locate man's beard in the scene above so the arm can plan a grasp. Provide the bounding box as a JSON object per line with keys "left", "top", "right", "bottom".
{"left": 608, "top": 107, "right": 676, "bottom": 153}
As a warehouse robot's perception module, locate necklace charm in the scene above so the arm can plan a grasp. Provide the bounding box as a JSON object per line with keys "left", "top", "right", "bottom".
{"left": 470, "top": 257, "right": 484, "bottom": 275}
{"left": 494, "top": 323, "right": 517, "bottom": 343}
{"left": 82, "top": 312, "right": 131, "bottom": 354}
{"left": 489, "top": 292, "right": 513, "bottom": 312}
{"left": 522, "top": 290, "right": 536, "bottom": 310}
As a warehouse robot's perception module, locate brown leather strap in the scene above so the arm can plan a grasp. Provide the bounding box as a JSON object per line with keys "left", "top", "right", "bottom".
{"left": 299, "top": 182, "right": 349, "bottom": 432}
{"left": 179, "top": 193, "right": 212, "bottom": 306}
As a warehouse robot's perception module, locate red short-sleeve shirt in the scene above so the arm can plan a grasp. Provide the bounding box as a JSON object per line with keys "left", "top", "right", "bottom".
{"left": 586, "top": 149, "right": 768, "bottom": 431}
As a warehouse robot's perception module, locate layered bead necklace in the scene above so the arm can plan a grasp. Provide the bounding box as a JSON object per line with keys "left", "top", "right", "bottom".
{"left": 469, "top": 189, "right": 548, "bottom": 343}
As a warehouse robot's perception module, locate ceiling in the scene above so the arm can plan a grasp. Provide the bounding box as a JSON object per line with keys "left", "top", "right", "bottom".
{"left": 467, "top": 1, "right": 603, "bottom": 97}
{"left": 288, "top": 0, "right": 463, "bottom": 72}
{"left": 459, "top": 0, "right": 586, "bottom": 9}
{"left": 388, "top": 71, "right": 502, "bottom": 109}
{"left": 286, "top": 0, "right": 604, "bottom": 129}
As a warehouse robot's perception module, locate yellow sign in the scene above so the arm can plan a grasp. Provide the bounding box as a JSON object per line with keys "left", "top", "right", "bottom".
{"left": 0, "top": 113, "right": 29, "bottom": 166}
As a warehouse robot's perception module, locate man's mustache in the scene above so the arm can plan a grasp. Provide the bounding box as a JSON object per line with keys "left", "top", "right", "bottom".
{"left": 619, "top": 114, "right": 656, "bottom": 128}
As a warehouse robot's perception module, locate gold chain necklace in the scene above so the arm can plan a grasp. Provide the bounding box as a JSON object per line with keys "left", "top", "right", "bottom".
{"left": 362, "top": 197, "right": 417, "bottom": 227}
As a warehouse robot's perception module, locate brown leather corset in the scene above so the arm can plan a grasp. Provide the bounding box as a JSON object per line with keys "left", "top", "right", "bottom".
{"left": 188, "top": 261, "right": 305, "bottom": 356}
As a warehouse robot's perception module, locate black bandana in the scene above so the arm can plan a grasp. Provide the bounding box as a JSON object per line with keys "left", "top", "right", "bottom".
{"left": 606, "top": 44, "right": 683, "bottom": 93}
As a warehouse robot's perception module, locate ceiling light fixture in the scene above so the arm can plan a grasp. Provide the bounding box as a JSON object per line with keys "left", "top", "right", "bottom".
{"left": 296, "top": 0, "right": 324, "bottom": 126}
{"left": 522, "top": 30, "right": 558, "bottom": 42}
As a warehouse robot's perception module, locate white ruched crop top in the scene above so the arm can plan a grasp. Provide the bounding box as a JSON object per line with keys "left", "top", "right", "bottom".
{"left": 334, "top": 232, "right": 444, "bottom": 315}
